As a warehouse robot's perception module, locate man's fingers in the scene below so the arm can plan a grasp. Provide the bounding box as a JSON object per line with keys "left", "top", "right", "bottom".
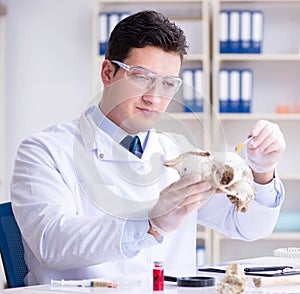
{"left": 160, "top": 173, "right": 202, "bottom": 195}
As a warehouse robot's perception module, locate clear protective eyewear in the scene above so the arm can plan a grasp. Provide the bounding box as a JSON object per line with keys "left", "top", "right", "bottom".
{"left": 111, "top": 60, "right": 182, "bottom": 96}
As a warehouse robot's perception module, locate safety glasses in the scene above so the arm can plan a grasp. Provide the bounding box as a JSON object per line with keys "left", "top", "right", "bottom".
{"left": 111, "top": 60, "right": 182, "bottom": 97}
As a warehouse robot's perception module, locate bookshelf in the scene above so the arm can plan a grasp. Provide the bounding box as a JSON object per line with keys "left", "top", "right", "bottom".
{"left": 94, "top": 0, "right": 300, "bottom": 265}
{"left": 212, "top": 0, "right": 300, "bottom": 264}
{"left": 93, "top": 0, "right": 212, "bottom": 264}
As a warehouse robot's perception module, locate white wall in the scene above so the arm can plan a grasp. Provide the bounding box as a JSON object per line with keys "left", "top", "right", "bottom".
{"left": 1, "top": 0, "right": 94, "bottom": 199}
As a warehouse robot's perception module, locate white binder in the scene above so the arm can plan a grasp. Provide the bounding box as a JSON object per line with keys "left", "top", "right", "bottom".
{"left": 241, "top": 11, "right": 251, "bottom": 53}
{"left": 182, "top": 69, "right": 194, "bottom": 112}
{"left": 219, "top": 70, "right": 229, "bottom": 112}
{"left": 229, "top": 11, "right": 240, "bottom": 52}
{"left": 220, "top": 11, "right": 229, "bottom": 53}
{"left": 229, "top": 70, "right": 240, "bottom": 112}
{"left": 251, "top": 11, "right": 263, "bottom": 53}
{"left": 99, "top": 13, "right": 108, "bottom": 55}
{"left": 241, "top": 70, "right": 253, "bottom": 112}
{"left": 194, "top": 69, "right": 204, "bottom": 112}
{"left": 108, "top": 13, "right": 120, "bottom": 36}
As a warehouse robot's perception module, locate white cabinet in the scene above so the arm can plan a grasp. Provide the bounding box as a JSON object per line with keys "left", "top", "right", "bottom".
{"left": 212, "top": 0, "right": 300, "bottom": 264}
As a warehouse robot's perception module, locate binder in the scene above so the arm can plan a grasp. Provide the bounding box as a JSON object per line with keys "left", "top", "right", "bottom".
{"left": 219, "top": 70, "right": 229, "bottom": 113}
{"left": 220, "top": 11, "right": 229, "bottom": 53}
{"left": 182, "top": 69, "right": 194, "bottom": 112}
{"left": 99, "top": 13, "right": 108, "bottom": 55}
{"left": 229, "top": 70, "right": 240, "bottom": 112}
{"left": 251, "top": 11, "right": 263, "bottom": 53}
{"left": 108, "top": 13, "right": 120, "bottom": 37}
{"left": 240, "top": 11, "right": 251, "bottom": 53}
{"left": 240, "top": 69, "right": 253, "bottom": 113}
{"left": 194, "top": 69, "right": 204, "bottom": 112}
{"left": 98, "top": 12, "right": 131, "bottom": 55}
{"left": 229, "top": 11, "right": 240, "bottom": 53}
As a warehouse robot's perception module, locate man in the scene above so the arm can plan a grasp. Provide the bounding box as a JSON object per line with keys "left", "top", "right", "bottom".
{"left": 11, "top": 11, "right": 286, "bottom": 285}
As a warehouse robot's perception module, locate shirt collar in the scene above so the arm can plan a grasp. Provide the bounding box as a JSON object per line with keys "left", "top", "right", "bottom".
{"left": 91, "top": 104, "right": 149, "bottom": 149}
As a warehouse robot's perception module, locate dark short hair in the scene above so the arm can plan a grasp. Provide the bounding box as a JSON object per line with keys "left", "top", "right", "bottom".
{"left": 105, "top": 10, "right": 188, "bottom": 62}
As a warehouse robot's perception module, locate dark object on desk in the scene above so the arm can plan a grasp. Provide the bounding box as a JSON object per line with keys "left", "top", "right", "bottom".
{"left": 244, "top": 266, "right": 293, "bottom": 272}
{"left": 199, "top": 266, "right": 300, "bottom": 277}
{"left": 0, "top": 202, "right": 28, "bottom": 288}
{"left": 164, "top": 275, "right": 215, "bottom": 287}
{"left": 198, "top": 268, "right": 226, "bottom": 274}
{"left": 245, "top": 269, "right": 300, "bottom": 277}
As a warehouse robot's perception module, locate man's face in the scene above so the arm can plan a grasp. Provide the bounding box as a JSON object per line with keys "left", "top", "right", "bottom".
{"left": 100, "top": 46, "right": 182, "bottom": 134}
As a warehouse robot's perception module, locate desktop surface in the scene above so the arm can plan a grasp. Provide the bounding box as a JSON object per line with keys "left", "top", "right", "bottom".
{"left": 1, "top": 257, "right": 300, "bottom": 293}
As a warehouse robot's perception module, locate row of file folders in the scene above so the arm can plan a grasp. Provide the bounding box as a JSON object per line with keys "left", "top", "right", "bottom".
{"left": 181, "top": 68, "right": 253, "bottom": 113}
{"left": 219, "top": 69, "right": 253, "bottom": 113}
{"left": 181, "top": 69, "right": 204, "bottom": 113}
{"left": 219, "top": 10, "right": 264, "bottom": 54}
{"left": 98, "top": 12, "right": 130, "bottom": 55}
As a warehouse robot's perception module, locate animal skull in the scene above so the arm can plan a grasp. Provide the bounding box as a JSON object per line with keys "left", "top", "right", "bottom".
{"left": 164, "top": 151, "right": 255, "bottom": 212}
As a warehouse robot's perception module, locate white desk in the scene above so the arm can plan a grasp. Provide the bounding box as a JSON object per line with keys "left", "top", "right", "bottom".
{"left": 1, "top": 257, "right": 300, "bottom": 293}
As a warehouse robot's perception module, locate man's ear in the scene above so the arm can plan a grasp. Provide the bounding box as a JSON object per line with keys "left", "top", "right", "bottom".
{"left": 101, "top": 60, "right": 115, "bottom": 87}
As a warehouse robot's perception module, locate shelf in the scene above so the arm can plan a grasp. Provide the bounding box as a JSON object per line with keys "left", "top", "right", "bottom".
{"left": 217, "top": 54, "right": 300, "bottom": 61}
{"left": 215, "top": 231, "right": 300, "bottom": 242}
{"left": 266, "top": 232, "right": 300, "bottom": 241}
{"left": 218, "top": 0, "right": 300, "bottom": 3}
{"left": 216, "top": 113, "right": 300, "bottom": 121}
{"left": 95, "top": 0, "right": 300, "bottom": 265}
{"left": 184, "top": 54, "right": 207, "bottom": 62}
{"left": 280, "top": 174, "right": 300, "bottom": 181}
{"left": 98, "top": 0, "right": 203, "bottom": 3}
{"left": 164, "top": 112, "right": 207, "bottom": 120}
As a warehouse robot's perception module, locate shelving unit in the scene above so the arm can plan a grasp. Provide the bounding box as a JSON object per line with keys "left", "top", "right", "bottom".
{"left": 212, "top": 0, "right": 300, "bottom": 264}
{"left": 93, "top": 0, "right": 212, "bottom": 264}
{"left": 93, "top": 0, "right": 300, "bottom": 266}
{"left": 0, "top": 3, "right": 6, "bottom": 200}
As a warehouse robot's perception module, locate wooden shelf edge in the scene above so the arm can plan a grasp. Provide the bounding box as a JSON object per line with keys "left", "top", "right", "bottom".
{"left": 216, "top": 113, "right": 300, "bottom": 121}
{"left": 217, "top": 54, "right": 300, "bottom": 62}
{"left": 97, "top": 0, "right": 204, "bottom": 3}
{"left": 218, "top": 0, "right": 300, "bottom": 3}
{"left": 163, "top": 112, "right": 208, "bottom": 120}
{"left": 280, "top": 174, "right": 300, "bottom": 181}
{"left": 214, "top": 231, "right": 300, "bottom": 241}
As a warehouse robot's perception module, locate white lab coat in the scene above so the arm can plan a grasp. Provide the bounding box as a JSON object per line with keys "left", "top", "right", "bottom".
{"left": 10, "top": 105, "right": 284, "bottom": 285}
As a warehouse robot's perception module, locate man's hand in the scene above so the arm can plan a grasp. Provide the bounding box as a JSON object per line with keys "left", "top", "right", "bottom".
{"left": 148, "top": 173, "right": 215, "bottom": 237}
{"left": 246, "top": 120, "right": 286, "bottom": 184}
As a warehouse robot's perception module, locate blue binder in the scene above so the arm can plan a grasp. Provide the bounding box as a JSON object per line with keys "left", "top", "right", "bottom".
{"left": 194, "top": 69, "right": 204, "bottom": 112}
{"left": 98, "top": 12, "right": 130, "bottom": 55}
{"left": 219, "top": 11, "right": 230, "bottom": 53}
{"left": 240, "top": 69, "right": 253, "bottom": 113}
{"left": 220, "top": 10, "right": 263, "bottom": 54}
{"left": 240, "top": 11, "right": 251, "bottom": 53}
{"left": 182, "top": 69, "right": 194, "bottom": 112}
{"left": 229, "top": 70, "right": 240, "bottom": 112}
{"left": 228, "top": 11, "right": 240, "bottom": 53}
{"left": 250, "top": 11, "right": 263, "bottom": 53}
{"left": 182, "top": 68, "right": 204, "bottom": 113}
{"left": 219, "top": 70, "right": 230, "bottom": 112}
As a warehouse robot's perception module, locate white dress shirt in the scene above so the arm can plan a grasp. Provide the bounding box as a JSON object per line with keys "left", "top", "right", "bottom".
{"left": 10, "top": 104, "right": 284, "bottom": 285}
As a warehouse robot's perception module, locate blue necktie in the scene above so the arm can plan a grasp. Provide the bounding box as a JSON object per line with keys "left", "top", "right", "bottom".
{"left": 120, "top": 135, "right": 142, "bottom": 158}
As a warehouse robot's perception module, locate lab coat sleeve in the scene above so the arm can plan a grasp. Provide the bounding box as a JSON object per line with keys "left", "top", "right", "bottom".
{"left": 11, "top": 136, "right": 129, "bottom": 271}
{"left": 122, "top": 220, "right": 162, "bottom": 258}
{"left": 197, "top": 171, "right": 284, "bottom": 241}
